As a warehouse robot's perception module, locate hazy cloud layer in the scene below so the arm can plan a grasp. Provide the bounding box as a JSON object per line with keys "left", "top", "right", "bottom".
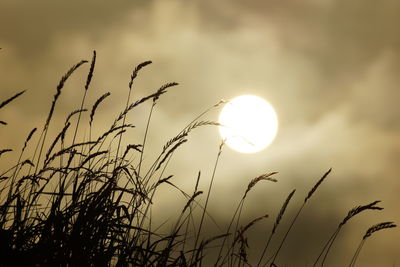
{"left": 1, "top": 1, "right": 399, "bottom": 266}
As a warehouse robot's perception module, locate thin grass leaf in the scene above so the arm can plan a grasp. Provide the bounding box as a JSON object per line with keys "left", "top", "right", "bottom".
{"left": 156, "top": 175, "right": 174, "bottom": 187}
{"left": 0, "top": 90, "right": 25, "bottom": 109}
{"left": 201, "top": 233, "right": 231, "bottom": 250}
{"left": 122, "top": 144, "right": 142, "bottom": 160}
{"left": 273, "top": 189, "right": 296, "bottom": 234}
{"left": 350, "top": 222, "right": 397, "bottom": 267}
{"left": 45, "top": 59, "right": 88, "bottom": 130}
{"left": 45, "top": 122, "right": 71, "bottom": 163}
{"left": 243, "top": 172, "right": 278, "bottom": 199}
{"left": 155, "top": 139, "right": 187, "bottom": 172}
{"left": 65, "top": 109, "right": 87, "bottom": 125}
{"left": 129, "top": 61, "right": 152, "bottom": 89}
{"left": 194, "top": 171, "right": 201, "bottom": 192}
{"left": 0, "top": 149, "right": 12, "bottom": 157}
{"left": 114, "top": 129, "right": 126, "bottom": 139}
{"left": 116, "top": 82, "right": 178, "bottom": 123}
{"left": 79, "top": 150, "right": 108, "bottom": 167}
{"left": 363, "top": 221, "right": 396, "bottom": 239}
{"left": 163, "top": 121, "right": 219, "bottom": 153}
{"left": 44, "top": 141, "right": 96, "bottom": 166}
{"left": 318, "top": 200, "right": 384, "bottom": 267}
{"left": 234, "top": 214, "right": 269, "bottom": 245}
{"left": 258, "top": 189, "right": 296, "bottom": 267}
{"left": 340, "top": 200, "right": 383, "bottom": 227}
{"left": 92, "top": 124, "right": 135, "bottom": 149}
{"left": 21, "top": 159, "right": 34, "bottom": 167}
{"left": 90, "top": 92, "right": 111, "bottom": 125}
{"left": 85, "top": 50, "right": 96, "bottom": 91}
{"left": 271, "top": 169, "right": 332, "bottom": 266}
{"left": 182, "top": 191, "right": 203, "bottom": 214}
{"left": 305, "top": 168, "right": 332, "bottom": 203}
{"left": 21, "top": 127, "right": 37, "bottom": 152}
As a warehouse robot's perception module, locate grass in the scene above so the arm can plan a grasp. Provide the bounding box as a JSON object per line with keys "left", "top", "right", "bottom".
{"left": 0, "top": 51, "right": 396, "bottom": 266}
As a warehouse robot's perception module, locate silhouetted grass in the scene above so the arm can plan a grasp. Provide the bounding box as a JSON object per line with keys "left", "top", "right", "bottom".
{"left": 0, "top": 51, "right": 396, "bottom": 266}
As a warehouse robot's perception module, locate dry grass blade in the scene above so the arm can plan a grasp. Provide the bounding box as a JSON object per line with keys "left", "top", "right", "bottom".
{"left": 93, "top": 124, "right": 135, "bottom": 147}
{"left": 45, "top": 141, "right": 96, "bottom": 166}
{"left": 305, "top": 168, "right": 331, "bottom": 203}
{"left": 244, "top": 172, "right": 278, "bottom": 199}
{"left": 65, "top": 109, "right": 87, "bottom": 125}
{"left": 234, "top": 214, "right": 269, "bottom": 244}
{"left": 273, "top": 189, "right": 296, "bottom": 234}
{"left": 114, "top": 129, "right": 126, "bottom": 139}
{"left": 153, "top": 82, "right": 178, "bottom": 102}
{"left": 238, "top": 234, "right": 249, "bottom": 264}
{"left": 122, "top": 144, "right": 142, "bottom": 160}
{"left": 349, "top": 222, "right": 397, "bottom": 267}
{"left": 129, "top": 61, "right": 152, "bottom": 89}
{"left": 163, "top": 121, "right": 219, "bottom": 153}
{"left": 340, "top": 200, "right": 383, "bottom": 227}
{"left": 317, "top": 200, "right": 384, "bottom": 267}
{"left": 21, "top": 159, "right": 34, "bottom": 167}
{"left": 0, "top": 149, "right": 12, "bottom": 157}
{"left": 192, "top": 140, "right": 224, "bottom": 260}
{"left": 258, "top": 191, "right": 295, "bottom": 267}
{"left": 79, "top": 150, "right": 108, "bottom": 167}
{"left": 45, "top": 123, "right": 71, "bottom": 163}
{"left": 363, "top": 221, "right": 396, "bottom": 239}
{"left": 194, "top": 171, "right": 201, "bottom": 192}
{"left": 200, "top": 234, "right": 231, "bottom": 250}
{"left": 85, "top": 50, "right": 96, "bottom": 91}
{"left": 182, "top": 191, "right": 203, "bottom": 214}
{"left": 155, "top": 139, "right": 187, "bottom": 172}
{"left": 269, "top": 169, "right": 332, "bottom": 266}
{"left": 234, "top": 215, "right": 268, "bottom": 266}
{"left": 0, "top": 90, "right": 25, "bottom": 109}
{"left": 45, "top": 59, "right": 88, "bottom": 129}
{"left": 116, "top": 82, "right": 178, "bottom": 122}
{"left": 156, "top": 175, "right": 174, "bottom": 186}
{"left": 90, "top": 92, "right": 111, "bottom": 125}
{"left": 22, "top": 128, "right": 37, "bottom": 152}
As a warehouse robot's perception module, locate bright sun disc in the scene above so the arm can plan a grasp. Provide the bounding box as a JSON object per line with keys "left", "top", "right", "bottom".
{"left": 218, "top": 95, "right": 278, "bottom": 153}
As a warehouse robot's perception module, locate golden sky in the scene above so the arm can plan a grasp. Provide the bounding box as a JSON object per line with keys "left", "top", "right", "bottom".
{"left": 1, "top": 1, "right": 399, "bottom": 266}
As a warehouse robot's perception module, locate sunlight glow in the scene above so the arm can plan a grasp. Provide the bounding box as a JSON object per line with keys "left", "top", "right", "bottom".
{"left": 218, "top": 95, "right": 278, "bottom": 153}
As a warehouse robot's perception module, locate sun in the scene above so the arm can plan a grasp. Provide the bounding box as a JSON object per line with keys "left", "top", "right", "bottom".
{"left": 218, "top": 95, "right": 278, "bottom": 153}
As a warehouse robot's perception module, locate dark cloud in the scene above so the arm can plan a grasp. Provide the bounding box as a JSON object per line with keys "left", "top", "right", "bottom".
{"left": 0, "top": 1, "right": 150, "bottom": 56}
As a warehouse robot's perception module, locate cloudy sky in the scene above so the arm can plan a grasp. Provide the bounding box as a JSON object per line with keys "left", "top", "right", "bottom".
{"left": 1, "top": 0, "right": 399, "bottom": 266}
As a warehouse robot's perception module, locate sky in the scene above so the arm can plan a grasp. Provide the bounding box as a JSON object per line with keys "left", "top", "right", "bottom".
{"left": 1, "top": 0, "right": 399, "bottom": 266}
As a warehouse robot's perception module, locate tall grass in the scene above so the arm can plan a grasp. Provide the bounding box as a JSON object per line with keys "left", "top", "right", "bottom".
{"left": 0, "top": 51, "right": 396, "bottom": 266}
